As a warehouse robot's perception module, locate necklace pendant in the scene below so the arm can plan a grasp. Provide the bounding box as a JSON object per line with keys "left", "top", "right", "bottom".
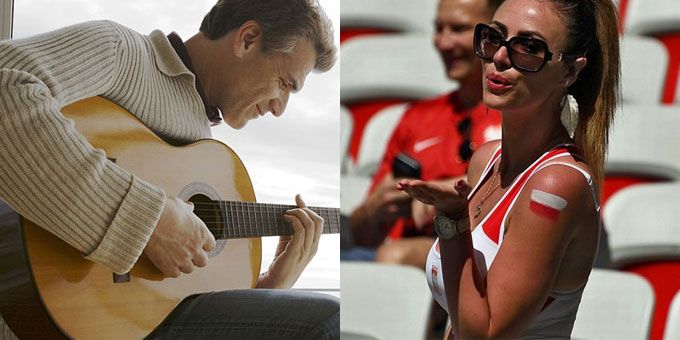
{"left": 474, "top": 205, "right": 482, "bottom": 218}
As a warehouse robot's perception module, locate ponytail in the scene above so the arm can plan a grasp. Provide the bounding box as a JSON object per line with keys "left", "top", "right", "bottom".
{"left": 552, "top": 0, "right": 621, "bottom": 188}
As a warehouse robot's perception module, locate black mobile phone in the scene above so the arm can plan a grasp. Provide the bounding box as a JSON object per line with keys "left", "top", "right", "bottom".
{"left": 392, "top": 153, "right": 421, "bottom": 179}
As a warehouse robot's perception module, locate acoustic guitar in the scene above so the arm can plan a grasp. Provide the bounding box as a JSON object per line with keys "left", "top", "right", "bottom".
{"left": 0, "top": 97, "right": 340, "bottom": 339}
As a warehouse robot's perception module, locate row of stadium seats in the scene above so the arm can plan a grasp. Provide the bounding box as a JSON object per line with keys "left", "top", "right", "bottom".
{"left": 341, "top": 262, "right": 680, "bottom": 340}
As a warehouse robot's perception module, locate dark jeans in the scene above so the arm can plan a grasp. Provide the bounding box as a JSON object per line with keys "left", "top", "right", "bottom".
{"left": 340, "top": 247, "right": 377, "bottom": 261}
{"left": 146, "top": 289, "right": 339, "bottom": 340}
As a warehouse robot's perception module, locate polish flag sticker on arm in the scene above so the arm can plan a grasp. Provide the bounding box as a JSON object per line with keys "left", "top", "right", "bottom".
{"left": 529, "top": 189, "right": 567, "bottom": 222}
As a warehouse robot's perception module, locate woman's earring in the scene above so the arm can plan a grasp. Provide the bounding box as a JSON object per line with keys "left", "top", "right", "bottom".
{"left": 560, "top": 92, "right": 579, "bottom": 138}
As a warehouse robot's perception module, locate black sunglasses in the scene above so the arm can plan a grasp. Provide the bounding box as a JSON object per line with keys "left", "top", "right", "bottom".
{"left": 473, "top": 23, "right": 569, "bottom": 72}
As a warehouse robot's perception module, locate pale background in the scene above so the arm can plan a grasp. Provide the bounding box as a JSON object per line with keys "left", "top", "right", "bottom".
{"left": 11, "top": 0, "right": 340, "bottom": 292}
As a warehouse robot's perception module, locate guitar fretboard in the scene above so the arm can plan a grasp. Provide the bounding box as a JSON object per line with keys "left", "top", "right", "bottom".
{"left": 193, "top": 200, "right": 340, "bottom": 239}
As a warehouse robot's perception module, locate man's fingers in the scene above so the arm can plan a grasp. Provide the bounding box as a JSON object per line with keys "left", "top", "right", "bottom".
{"left": 202, "top": 225, "right": 216, "bottom": 252}
{"left": 303, "top": 207, "right": 323, "bottom": 256}
{"left": 192, "top": 250, "right": 209, "bottom": 268}
{"left": 179, "top": 259, "right": 194, "bottom": 274}
{"left": 286, "top": 208, "right": 315, "bottom": 250}
{"left": 283, "top": 214, "right": 305, "bottom": 251}
{"left": 163, "top": 264, "right": 181, "bottom": 278}
{"left": 295, "top": 194, "right": 306, "bottom": 208}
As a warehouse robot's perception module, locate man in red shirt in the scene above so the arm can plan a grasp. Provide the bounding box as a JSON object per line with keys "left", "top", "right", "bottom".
{"left": 345, "top": 0, "right": 503, "bottom": 268}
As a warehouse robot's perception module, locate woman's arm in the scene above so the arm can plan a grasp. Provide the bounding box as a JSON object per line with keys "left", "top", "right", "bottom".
{"left": 400, "top": 154, "right": 594, "bottom": 338}
{"left": 442, "top": 166, "right": 591, "bottom": 338}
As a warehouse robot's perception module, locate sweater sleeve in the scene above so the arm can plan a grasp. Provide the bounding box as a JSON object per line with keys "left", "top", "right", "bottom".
{"left": 0, "top": 21, "right": 165, "bottom": 274}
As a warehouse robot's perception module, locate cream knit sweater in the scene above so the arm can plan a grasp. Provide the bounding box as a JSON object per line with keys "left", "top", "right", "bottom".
{"left": 0, "top": 20, "right": 212, "bottom": 275}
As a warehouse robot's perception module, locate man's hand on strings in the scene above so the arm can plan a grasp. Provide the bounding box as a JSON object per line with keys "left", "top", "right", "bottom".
{"left": 256, "top": 194, "right": 323, "bottom": 289}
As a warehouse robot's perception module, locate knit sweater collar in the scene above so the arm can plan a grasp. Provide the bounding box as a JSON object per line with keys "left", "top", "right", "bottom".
{"left": 148, "top": 29, "right": 222, "bottom": 125}
{"left": 148, "top": 29, "right": 193, "bottom": 77}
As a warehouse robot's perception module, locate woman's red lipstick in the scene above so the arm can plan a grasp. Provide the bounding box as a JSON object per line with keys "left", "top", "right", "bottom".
{"left": 486, "top": 73, "right": 512, "bottom": 93}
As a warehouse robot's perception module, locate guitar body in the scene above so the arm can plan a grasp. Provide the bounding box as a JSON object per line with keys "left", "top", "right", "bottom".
{"left": 0, "top": 97, "right": 262, "bottom": 339}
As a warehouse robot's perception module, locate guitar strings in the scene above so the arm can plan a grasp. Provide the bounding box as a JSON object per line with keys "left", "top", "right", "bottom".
{"left": 190, "top": 214, "right": 340, "bottom": 226}
{"left": 195, "top": 221, "right": 340, "bottom": 230}
{"left": 192, "top": 201, "right": 335, "bottom": 208}
{"left": 188, "top": 204, "right": 341, "bottom": 231}
{"left": 190, "top": 208, "right": 334, "bottom": 213}
{"left": 192, "top": 202, "right": 338, "bottom": 212}
{"left": 197, "top": 224, "right": 339, "bottom": 235}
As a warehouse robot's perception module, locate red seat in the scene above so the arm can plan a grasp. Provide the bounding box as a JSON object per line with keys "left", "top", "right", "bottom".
{"left": 624, "top": 261, "right": 680, "bottom": 340}
{"left": 656, "top": 34, "right": 680, "bottom": 104}
{"left": 602, "top": 174, "right": 668, "bottom": 206}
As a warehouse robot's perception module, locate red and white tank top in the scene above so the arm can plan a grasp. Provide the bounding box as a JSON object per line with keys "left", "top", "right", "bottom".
{"left": 425, "top": 144, "right": 600, "bottom": 338}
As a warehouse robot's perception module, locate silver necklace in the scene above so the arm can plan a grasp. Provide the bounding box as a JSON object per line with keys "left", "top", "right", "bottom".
{"left": 474, "top": 163, "right": 501, "bottom": 218}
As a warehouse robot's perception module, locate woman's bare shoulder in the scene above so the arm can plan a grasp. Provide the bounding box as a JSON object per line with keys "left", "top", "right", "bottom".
{"left": 467, "top": 139, "right": 501, "bottom": 188}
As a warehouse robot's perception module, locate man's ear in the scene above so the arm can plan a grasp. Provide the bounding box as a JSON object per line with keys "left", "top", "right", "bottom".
{"left": 563, "top": 56, "right": 587, "bottom": 87}
{"left": 233, "top": 20, "right": 262, "bottom": 58}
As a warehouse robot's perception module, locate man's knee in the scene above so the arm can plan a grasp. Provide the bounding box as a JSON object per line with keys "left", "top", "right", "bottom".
{"left": 300, "top": 293, "right": 339, "bottom": 340}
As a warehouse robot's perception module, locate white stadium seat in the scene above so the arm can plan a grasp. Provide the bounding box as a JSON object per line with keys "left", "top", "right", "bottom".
{"left": 572, "top": 269, "right": 655, "bottom": 340}
{"left": 664, "top": 290, "right": 680, "bottom": 340}
{"left": 340, "top": 174, "right": 372, "bottom": 216}
{"left": 340, "top": 262, "right": 432, "bottom": 340}
{"left": 341, "top": 0, "right": 438, "bottom": 35}
{"left": 604, "top": 183, "right": 680, "bottom": 267}
{"left": 341, "top": 34, "right": 457, "bottom": 103}
{"left": 353, "top": 103, "right": 408, "bottom": 177}
{"left": 620, "top": 35, "right": 668, "bottom": 104}
{"left": 624, "top": 0, "right": 680, "bottom": 36}
{"left": 606, "top": 105, "right": 680, "bottom": 180}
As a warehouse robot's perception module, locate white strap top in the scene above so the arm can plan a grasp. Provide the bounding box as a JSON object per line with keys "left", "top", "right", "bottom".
{"left": 425, "top": 144, "right": 600, "bottom": 339}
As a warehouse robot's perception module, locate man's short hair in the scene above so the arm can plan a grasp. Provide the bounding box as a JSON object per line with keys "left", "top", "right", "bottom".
{"left": 200, "top": 0, "right": 336, "bottom": 72}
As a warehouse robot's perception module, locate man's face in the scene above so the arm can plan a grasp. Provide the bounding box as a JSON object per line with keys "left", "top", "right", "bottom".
{"left": 433, "top": 0, "right": 492, "bottom": 82}
{"left": 215, "top": 38, "right": 317, "bottom": 129}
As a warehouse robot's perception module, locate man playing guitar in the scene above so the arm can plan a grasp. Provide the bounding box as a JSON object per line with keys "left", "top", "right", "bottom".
{"left": 0, "top": 0, "right": 338, "bottom": 338}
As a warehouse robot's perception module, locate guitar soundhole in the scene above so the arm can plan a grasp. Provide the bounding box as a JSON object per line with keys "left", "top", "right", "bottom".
{"left": 189, "top": 194, "right": 227, "bottom": 257}
{"left": 189, "top": 194, "right": 221, "bottom": 229}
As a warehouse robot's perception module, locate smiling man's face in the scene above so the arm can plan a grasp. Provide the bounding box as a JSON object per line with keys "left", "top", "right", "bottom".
{"left": 212, "top": 35, "right": 317, "bottom": 129}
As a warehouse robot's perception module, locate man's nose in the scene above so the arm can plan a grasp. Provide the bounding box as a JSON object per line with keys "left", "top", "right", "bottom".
{"left": 270, "top": 92, "right": 289, "bottom": 117}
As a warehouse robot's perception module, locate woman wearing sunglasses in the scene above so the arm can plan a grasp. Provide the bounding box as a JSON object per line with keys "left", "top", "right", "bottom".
{"left": 398, "top": 0, "right": 619, "bottom": 338}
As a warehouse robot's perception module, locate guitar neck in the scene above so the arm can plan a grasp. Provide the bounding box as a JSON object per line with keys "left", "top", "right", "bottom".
{"left": 193, "top": 200, "right": 340, "bottom": 239}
